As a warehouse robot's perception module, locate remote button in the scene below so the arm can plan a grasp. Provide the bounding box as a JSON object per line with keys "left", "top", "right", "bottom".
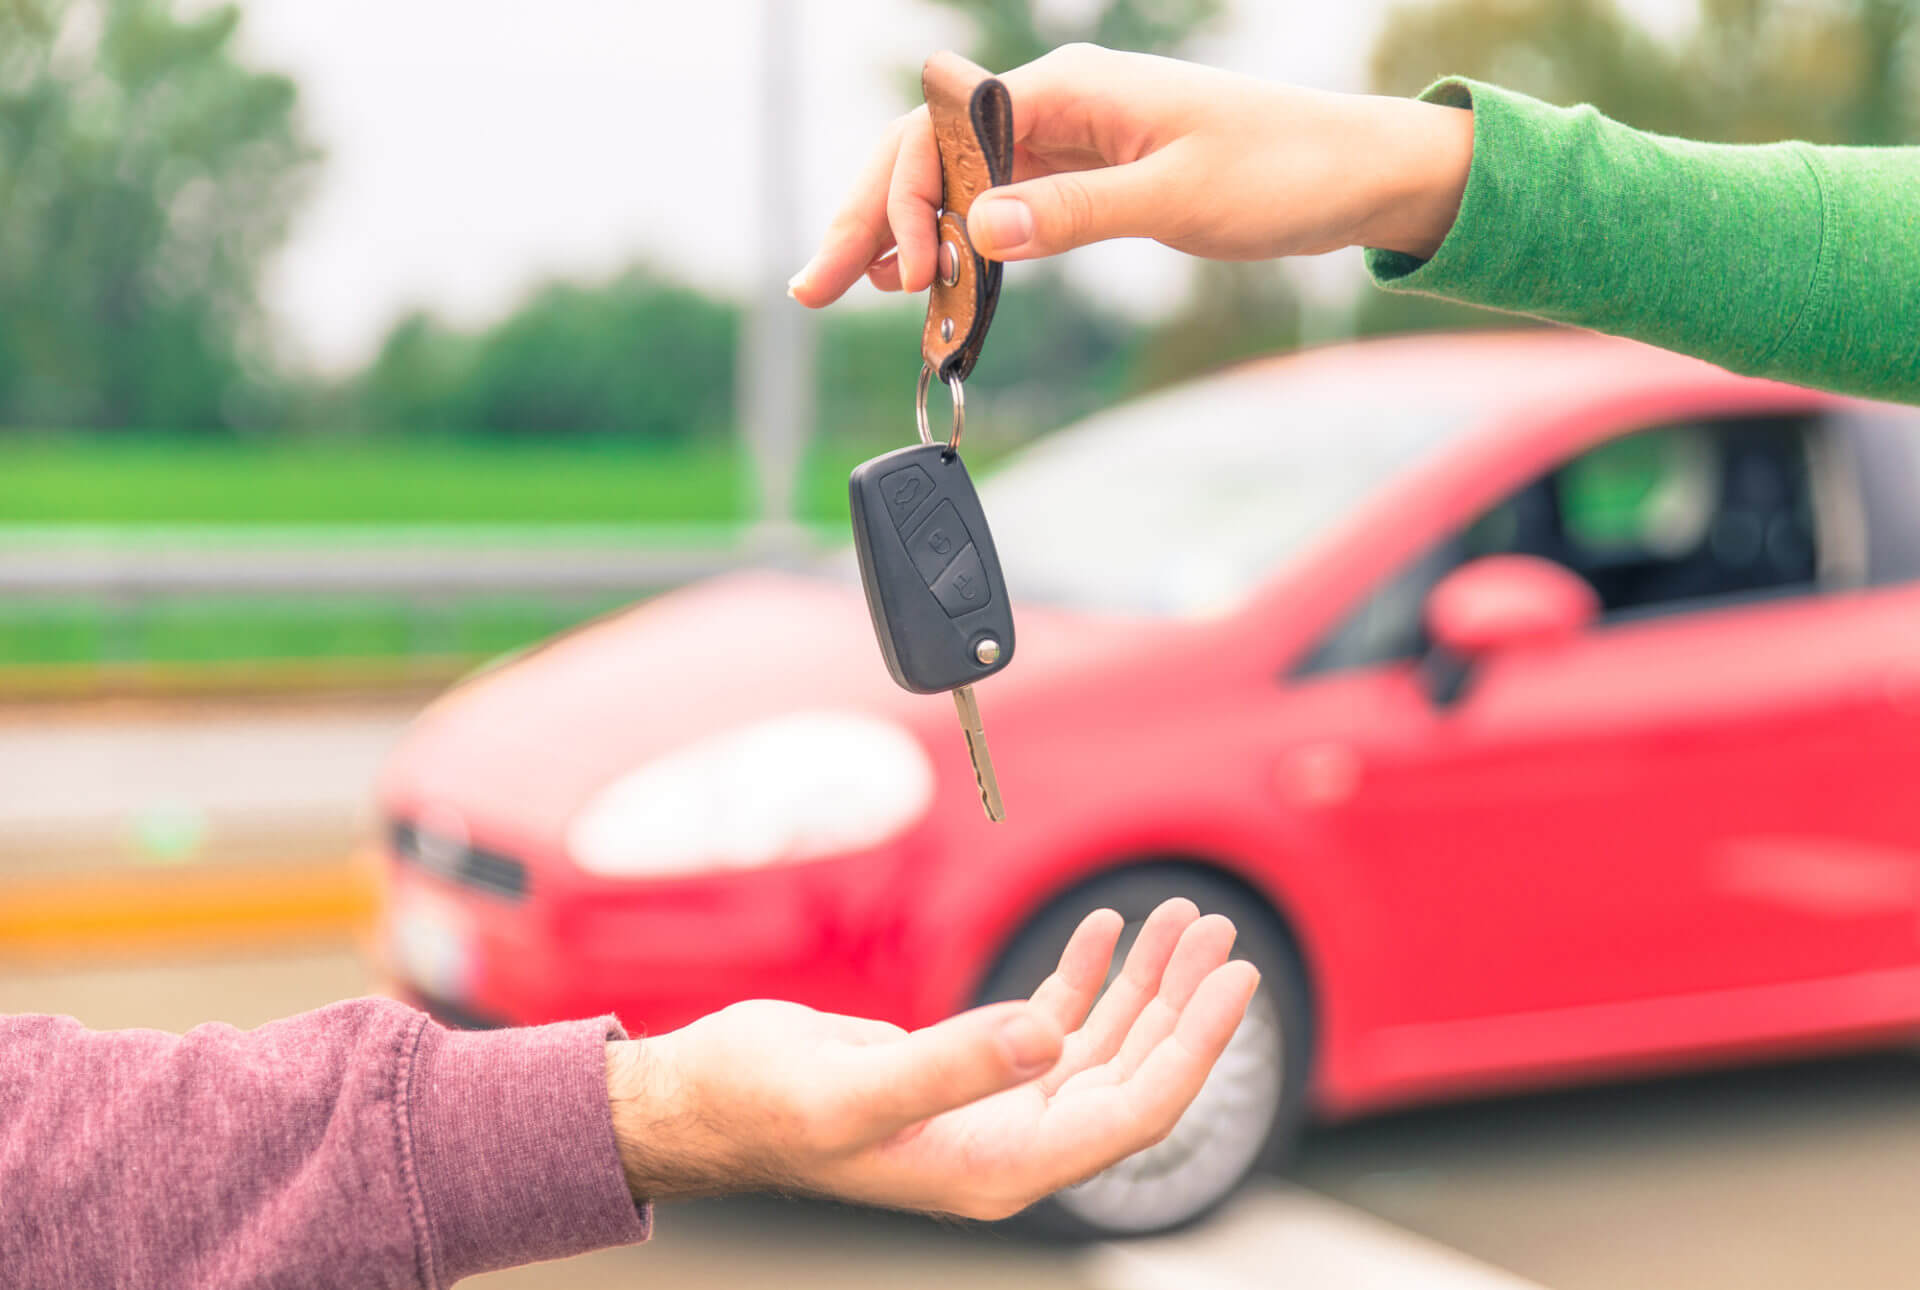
{"left": 904, "top": 501, "right": 973, "bottom": 586}
{"left": 930, "top": 543, "right": 991, "bottom": 618}
{"left": 881, "top": 465, "right": 937, "bottom": 531}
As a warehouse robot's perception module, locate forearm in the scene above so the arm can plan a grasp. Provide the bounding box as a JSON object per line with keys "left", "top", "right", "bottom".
{"left": 1367, "top": 79, "right": 1920, "bottom": 404}
{"left": 0, "top": 1001, "right": 647, "bottom": 1289}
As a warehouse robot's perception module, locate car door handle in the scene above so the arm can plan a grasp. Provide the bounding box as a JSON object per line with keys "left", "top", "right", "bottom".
{"left": 1275, "top": 743, "right": 1363, "bottom": 807}
{"left": 1881, "top": 668, "right": 1920, "bottom": 715}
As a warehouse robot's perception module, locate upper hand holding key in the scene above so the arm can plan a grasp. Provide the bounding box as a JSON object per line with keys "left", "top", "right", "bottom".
{"left": 607, "top": 898, "right": 1257, "bottom": 1220}
{"left": 789, "top": 44, "right": 1476, "bottom": 308}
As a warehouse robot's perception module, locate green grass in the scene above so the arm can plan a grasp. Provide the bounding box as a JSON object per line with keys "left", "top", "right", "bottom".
{"left": 0, "top": 434, "right": 890, "bottom": 528}
{"left": 0, "top": 432, "right": 926, "bottom": 669}
{"left": 0, "top": 596, "right": 638, "bottom": 668}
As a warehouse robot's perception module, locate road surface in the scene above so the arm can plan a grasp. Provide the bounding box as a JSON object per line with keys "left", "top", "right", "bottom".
{"left": 5, "top": 946, "right": 1918, "bottom": 1290}
{"left": 0, "top": 700, "right": 410, "bottom": 873}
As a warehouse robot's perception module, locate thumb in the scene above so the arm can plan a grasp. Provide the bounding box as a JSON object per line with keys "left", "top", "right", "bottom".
{"left": 968, "top": 158, "right": 1168, "bottom": 261}
{"left": 836, "top": 1001, "right": 1062, "bottom": 1139}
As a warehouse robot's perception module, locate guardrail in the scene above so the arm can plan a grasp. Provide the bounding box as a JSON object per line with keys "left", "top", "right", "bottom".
{"left": 0, "top": 526, "right": 828, "bottom": 597}
{"left": 0, "top": 526, "right": 837, "bottom": 698}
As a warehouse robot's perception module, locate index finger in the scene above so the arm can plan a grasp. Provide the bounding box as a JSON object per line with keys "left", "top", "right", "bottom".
{"left": 1025, "top": 908, "right": 1124, "bottom": 1035}
{"left": 792, "top": 111, "right": 919, "bottom": 308}
{"left": 883, "top": 106, "right": 943, "bottom": 293}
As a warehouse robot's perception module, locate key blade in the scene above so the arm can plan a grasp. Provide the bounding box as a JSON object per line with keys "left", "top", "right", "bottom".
{"left": 952, "top": 685, "right": 1005, "bottom": 822}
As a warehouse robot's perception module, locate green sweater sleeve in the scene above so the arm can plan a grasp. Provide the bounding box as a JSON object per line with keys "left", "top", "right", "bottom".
{"left": 1366, "top": 80, "right": 1920, "bottom": 404}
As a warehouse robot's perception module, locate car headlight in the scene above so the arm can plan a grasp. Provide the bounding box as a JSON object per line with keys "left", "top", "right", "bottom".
{"left": 387, "top": 886, "right": 477, "bottom": 1003}
{"left": 567, "top": 710, "right": 935, "bottom": 878}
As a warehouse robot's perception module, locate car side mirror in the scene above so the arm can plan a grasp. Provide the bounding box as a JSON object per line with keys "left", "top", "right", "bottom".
{"left": 1420, "top": 556, "right": 1599, "bottom": 705}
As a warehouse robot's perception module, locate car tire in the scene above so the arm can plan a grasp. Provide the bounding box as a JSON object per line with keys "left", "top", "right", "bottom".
{"left": 974, "top": 865, "right": 1312, "bottom": 1240}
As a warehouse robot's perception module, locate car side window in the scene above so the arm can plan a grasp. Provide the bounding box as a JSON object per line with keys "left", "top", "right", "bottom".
{"left": 1838, "top": 405, "right": 1920, "bottom": 585}
{"left": 1292, "top": 545, "right": 1455, "bottom": 675}
{"left": 1296, "top": 415, "right": 1836, "bottom": 677}
{"left": 1466, "top": 418, "right": 1824, "bottom": 619}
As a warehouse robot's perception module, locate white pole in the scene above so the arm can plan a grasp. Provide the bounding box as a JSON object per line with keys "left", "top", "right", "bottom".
{"left": 739, "top": 0, "right": 815, "bottom": 549}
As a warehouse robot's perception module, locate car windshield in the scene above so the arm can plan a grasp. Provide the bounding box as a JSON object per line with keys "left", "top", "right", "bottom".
{"left": 969, "top": 367, "right": 1477, "bottom": 618}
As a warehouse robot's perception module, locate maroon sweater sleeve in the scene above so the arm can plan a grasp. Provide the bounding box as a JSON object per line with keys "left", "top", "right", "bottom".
{"left": 0, "top": 998, "right": 651, "bottom": 1288}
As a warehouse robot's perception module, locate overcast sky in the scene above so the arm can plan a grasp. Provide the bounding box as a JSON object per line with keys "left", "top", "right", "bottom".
{"left": 224, "top": 0, "right": 1695, "bottom": 373}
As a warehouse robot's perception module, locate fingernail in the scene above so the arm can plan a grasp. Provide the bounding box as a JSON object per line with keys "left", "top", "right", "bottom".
{"left": 970, "top": 197, "right": 1033, "bottom": 255}
{"left": 999, "top": 1013, "right": 1056, "bottom": 1073}
{"left": 786, "top": 258, "right": 816, "bottom": 298}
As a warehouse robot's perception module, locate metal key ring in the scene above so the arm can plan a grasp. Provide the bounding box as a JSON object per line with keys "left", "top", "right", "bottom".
{"left": 915, "top": 362, "right": 965, "bottom": 452}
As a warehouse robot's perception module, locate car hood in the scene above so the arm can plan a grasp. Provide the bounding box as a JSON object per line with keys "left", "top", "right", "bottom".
{"left": 379, "top": 569, "right": 1134, "bottom": 849}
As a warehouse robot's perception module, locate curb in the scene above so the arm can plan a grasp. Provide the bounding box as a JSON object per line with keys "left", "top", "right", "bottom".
{"left": 0, "top": 853, "right": 381, "bottom": 963}
{"left": 0, "top": 657, "right": 472, "bottom": 704}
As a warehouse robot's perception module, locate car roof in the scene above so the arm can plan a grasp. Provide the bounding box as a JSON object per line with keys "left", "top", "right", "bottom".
{"left": 1225, "top": 328, "right": 1796, "bottom": 421}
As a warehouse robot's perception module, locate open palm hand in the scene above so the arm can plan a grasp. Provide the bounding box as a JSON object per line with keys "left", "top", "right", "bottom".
{"left": 609, "top": 899, "right": 1257, "bottom": 1220}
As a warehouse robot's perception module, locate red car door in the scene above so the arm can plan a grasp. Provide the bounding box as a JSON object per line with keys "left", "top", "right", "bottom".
{"left": 1295, "top": 413, "right": 1920, "bottom": 1085}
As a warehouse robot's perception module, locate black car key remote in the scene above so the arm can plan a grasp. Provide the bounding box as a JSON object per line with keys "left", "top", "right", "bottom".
{"left": 850, "top": 443, "right": 1014, "bottom": 693}
{"left": 850, "top": 442, "right": 1013, "bottom": 818}
{"left": 849, "top": 52, "right": 1018, "bottom": 822}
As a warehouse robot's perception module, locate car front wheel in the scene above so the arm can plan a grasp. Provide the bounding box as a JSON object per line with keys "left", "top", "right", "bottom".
{"left": 974, "top": 866, "right": 1312, "bottom": 1239}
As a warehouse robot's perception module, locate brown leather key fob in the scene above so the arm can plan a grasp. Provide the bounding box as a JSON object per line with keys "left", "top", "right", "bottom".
{"left": 919, "top": 51, "right": 1015, "bottom": 384}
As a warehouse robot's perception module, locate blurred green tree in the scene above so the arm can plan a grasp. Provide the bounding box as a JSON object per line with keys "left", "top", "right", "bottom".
{"left": 816, "top": 274, "right": 1144, "bottom": 449}
{"left": 354, "top": 270, "right": 737, "bottom": 441}
{"left": 1363, "top": 0, "right": 1919, "bottom": 336}
{"left": 1372, "top": 0, "right": 1919, "bottom": 146}
{"left": 354, "top": 1, "right": 1252, "bottom": 448}
{"left": 1131, "top": 261, "right": 1301, "bottom": 389}
{"left": 1371, "top": 0, "right": 1700, "bottom": 137}
{"left": 922, "top": 0, "right": 1224, "bottom": 73}
{"left": 0, "top": 0, "right": 316, "bottom": 431}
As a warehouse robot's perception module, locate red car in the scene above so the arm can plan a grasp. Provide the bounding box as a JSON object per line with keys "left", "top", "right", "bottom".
{"left": 379, "top": 331, "right": 1920, "bottom": 1237}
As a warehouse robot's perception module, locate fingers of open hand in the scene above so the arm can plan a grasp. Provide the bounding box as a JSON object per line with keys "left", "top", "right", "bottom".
{"left": 1026, "top": 908, "right": 1124, "bottom": 1035}
{"left": 1058, "top": 913, "right": 1237, "bottom": 1097}
{"left": 790, "top": 114, "right": 909, "bottom": 308}
{"left": 1040, "top": 897, "right": 1197, "bottom": 1095}
{"left": 1119, "top": 960, "right": 1260, "bottom": 1133}
{"left": 833, "top": 1000, "right": 1062, "bottom": 1146}
{"left": 1039, "top": 960, "right": 1260, "bottom": 1188}
{"left": 827, "top": 1013, "right": 909, "bottom": 1046}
